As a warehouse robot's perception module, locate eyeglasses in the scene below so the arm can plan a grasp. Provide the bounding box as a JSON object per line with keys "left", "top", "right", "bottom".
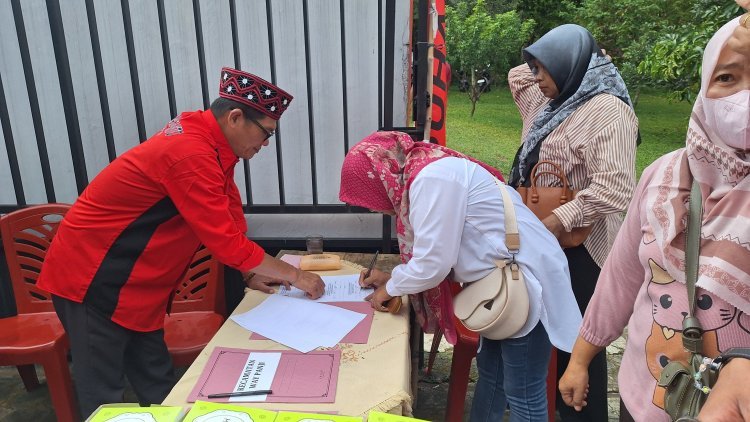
{"left": 247, "top": 117, "right": 275, "bottom": 141}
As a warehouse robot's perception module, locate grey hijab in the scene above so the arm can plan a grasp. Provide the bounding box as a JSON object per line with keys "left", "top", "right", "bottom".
{"left": 510, "top": 24, "right": 636, "bottom": 185}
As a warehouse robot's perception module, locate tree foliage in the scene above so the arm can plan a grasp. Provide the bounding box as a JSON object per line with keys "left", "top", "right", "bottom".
{"left": 447, "top": 0, "right": 578, "bottom": 39}
{"left": 445, "top": 0, "right": 746, "bottom": 103}
{"left": 638, "top": 1, "right": 744, "bottom": 101}
{"left": 445, "top": 0, "right": 535, "bottom": 116}
{"left": 513, "top": 0, "right": 581, "bottom": 40}
{"left": 569, "top": 0, "right": 693, "bottom": 103}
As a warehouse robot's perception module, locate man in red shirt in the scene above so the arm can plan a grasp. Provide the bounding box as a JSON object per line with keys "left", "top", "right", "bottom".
{"left": 37, "top": 68, "right": 324, "bottom": 418}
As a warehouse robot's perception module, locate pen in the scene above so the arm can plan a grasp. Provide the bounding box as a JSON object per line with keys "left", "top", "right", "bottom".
{"left": 364, "top": 250, "right": 379, "bottom": 279}
{"left": 363, "top": 251, "right": 401, "bottom": 314}
{"left": 206, "top": 389, "right": 273, "bottom": 399}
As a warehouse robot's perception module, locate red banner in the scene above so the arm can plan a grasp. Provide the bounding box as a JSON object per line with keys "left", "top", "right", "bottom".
{"left": 429, "top": 0, "right": 448, "bottom": 146}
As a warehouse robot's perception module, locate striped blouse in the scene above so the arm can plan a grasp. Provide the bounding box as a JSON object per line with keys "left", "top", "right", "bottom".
{"left": 508, "top": 64, "right": 639, "bottom": 267}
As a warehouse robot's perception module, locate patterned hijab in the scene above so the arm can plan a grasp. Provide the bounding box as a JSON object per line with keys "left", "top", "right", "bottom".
{"left": 510, "top": 24, "right": 636, "bottom": 185}
{"left": 339, "top": 131, "right": 504, "bottom": 343}
{"left": 647, "top": 17, "right": 750, "bottom": 314}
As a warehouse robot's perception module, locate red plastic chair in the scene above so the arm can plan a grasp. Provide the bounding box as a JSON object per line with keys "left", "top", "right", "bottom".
{"left": 0, "top": 204, "right": 78, "bottom": 422}
{"left": 164, "top": 245, "right": 225, "bottom": 367}
{"left": 429, "top": 283, "right": 557, "bottom": 422}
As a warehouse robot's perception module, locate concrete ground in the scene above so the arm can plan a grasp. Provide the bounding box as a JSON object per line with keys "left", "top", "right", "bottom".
{"left": 0, "top": 335, "right": 625, "bottom": 422}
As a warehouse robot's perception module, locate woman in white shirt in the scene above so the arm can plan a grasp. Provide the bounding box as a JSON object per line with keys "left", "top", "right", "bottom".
{"left": 339, "top": 131, "right": 581, "bottom": 421}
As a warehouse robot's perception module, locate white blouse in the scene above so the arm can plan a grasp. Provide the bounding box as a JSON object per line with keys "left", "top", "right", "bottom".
{"left": 386, "top": 157, "right": 582, "bottom": 351}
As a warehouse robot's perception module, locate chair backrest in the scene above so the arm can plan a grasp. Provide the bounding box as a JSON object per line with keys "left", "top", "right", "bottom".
{"left": 0, "top": 204, "right": 71, "bottom": 314}
{"left": 171, "top": 245, "right": 225, "bottom": 317}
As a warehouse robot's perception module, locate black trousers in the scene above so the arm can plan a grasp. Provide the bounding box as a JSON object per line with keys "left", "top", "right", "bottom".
{"left": 619, "top": 399, "right": 635, "bottom": 422}
{"left": 555, "top": 245, "right": 609, "bottom": 422}
{"left": 52, "top": 295, "right": 175, "bottom": 419}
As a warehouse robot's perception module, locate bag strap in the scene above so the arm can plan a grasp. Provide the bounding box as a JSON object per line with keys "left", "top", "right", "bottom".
{"left": 682, "top": 180, "right": 704, "bottom": 354}
{"left": 492, "top": 178, "right": 520, "bottom": 255}
{"left": 686, "top": 180, "right": 702, "bottom": 316}
{"left": 530, "top": 160, "right": 571, "bottom": 190}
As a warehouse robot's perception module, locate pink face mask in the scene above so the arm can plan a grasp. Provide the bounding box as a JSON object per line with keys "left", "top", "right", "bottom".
{"left": 703, "top": 89, "right": 750, "bottom": 150}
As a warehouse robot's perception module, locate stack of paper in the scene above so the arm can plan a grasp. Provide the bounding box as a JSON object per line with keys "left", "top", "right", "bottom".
{"left": 231, "top": 295, "right": 366, "bottom": 353}
{"left": 250, "top": 301, "right": 373, "bottom": 344}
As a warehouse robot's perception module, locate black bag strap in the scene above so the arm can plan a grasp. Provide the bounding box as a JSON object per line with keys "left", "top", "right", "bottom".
{"left": 682, "top": 180, "right": 704, "bottom": 353}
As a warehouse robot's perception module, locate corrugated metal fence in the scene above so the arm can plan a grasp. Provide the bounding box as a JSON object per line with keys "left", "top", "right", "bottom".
{"left": 0, "top": 0, "right": 416, "bottom": 214}
{"left": 0, "top": 0, "right": 430, "bottom": 316}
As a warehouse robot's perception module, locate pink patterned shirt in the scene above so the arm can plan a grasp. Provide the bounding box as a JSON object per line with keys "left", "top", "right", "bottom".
{"left": 580, "top": 152, "right": 750, "bottom": 421}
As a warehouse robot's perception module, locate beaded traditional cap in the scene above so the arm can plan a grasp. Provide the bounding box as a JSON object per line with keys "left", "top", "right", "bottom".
{"left": 218, "top": 67, "right": 293, "bottom": 120}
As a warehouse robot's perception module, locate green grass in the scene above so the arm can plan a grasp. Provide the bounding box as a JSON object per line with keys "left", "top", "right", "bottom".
{"left": 631, "top": 90, "right": 693, "bottom": 176}
{"left": 446, "top": 87, "right": 523, "bottom": 175}
{"left": 445, "top": 87, "right": 693, "bottom": 178}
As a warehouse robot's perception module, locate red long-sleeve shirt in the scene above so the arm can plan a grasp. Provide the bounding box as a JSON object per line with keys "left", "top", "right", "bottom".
{"left": 37, "top": 110, "right": 265, "bottom": 332}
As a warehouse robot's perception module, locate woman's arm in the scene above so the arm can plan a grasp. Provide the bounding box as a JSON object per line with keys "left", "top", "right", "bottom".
{"left": 552, "top": 98, "right": 638, "bottom": 231}
{"left": 577, "top": 162, "right": 651, "bottom": 343}
{"left": 559, "top": 161, "right": 657, "bottom": 411}
{"left": 385, "top": 170, "right": 469, "bottom": 297}
{"left": 508, "top": 64, "right": 549, "bottom": 126}
{"left": 559, "top": 336, "right": 606, "bottom": 410}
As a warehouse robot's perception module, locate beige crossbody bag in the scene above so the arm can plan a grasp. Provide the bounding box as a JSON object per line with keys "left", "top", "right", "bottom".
{"left": 453, "top": 179, "right": 530, "bottom": 340}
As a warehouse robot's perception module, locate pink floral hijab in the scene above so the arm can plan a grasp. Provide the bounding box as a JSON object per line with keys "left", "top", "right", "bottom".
{"left": 647, "top": 17, "right": 750, "bottom": 314}
{"left": 339, "top": 131, "right": 504, "bottom": 343}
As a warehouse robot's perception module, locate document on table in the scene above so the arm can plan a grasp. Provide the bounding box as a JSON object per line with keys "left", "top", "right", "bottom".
{"left": 250, "top": 301, "right": 374, "bottom": 344}
{"left": 277, "top": 274, "right": 372, "bottom": 302}
{"left": 188, "top": 347, "right": 340, "bottom": 403}
{"left": 230, "top": 295, "right": 366, "bottom": 353}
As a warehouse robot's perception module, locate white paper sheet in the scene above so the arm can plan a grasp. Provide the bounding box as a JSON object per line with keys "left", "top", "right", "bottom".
{"left": 230, "top": 295, "right": 366, "bottom": 353}
{"left": 277, "top": 274, "right": 372, "bottom": 302}
{"left": 229, "top": 352, "right": 281, "bottom": 402}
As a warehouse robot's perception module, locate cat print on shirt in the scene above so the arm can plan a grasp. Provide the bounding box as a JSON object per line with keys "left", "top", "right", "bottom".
{"left": 644, "top": 259, "right": 735, "bottom": 408}
{"left": 720, "top": 311, "right": 750, "bottom": 351}
{"left": 740, "top": 312, "right": 750, "bottom": 334}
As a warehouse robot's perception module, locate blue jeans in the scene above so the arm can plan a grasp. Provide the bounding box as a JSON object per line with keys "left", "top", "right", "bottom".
{"left": 469, "top": 322, "right": 552, "bottom": 422}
